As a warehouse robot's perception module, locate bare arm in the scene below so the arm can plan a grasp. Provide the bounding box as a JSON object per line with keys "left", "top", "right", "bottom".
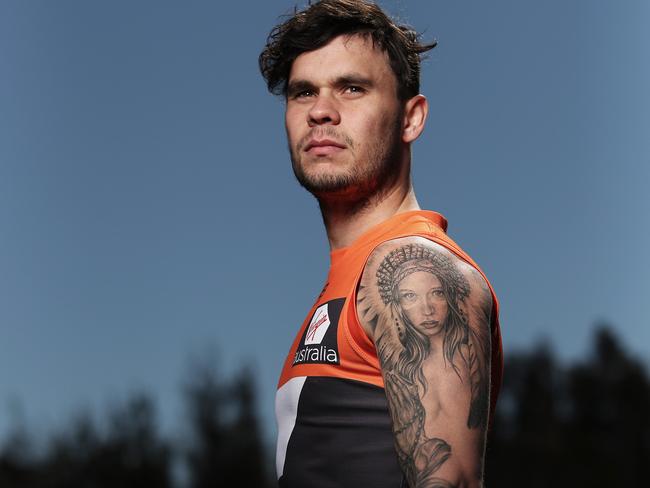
{"left": 357, "top": 237, "right": 493, "bottom": 487}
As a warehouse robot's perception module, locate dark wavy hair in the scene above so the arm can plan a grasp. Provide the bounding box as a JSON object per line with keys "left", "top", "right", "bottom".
{"left": 259, "top": 0, "right": 437, "bottom": 101}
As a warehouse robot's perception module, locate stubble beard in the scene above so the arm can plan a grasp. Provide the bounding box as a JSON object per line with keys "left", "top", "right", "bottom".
{"left": 288, "top": 116, "right": 404, "bottom": 208}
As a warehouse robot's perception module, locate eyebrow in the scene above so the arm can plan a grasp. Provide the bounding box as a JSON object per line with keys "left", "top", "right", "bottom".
{"left": 286, "top": 73, "right": 375, "bottom": 98}
{"left": 332, "top": 74, "right": 374, "bottom": 89}
{"left": 286, "top": 79, "right": 316, "bottom": 98}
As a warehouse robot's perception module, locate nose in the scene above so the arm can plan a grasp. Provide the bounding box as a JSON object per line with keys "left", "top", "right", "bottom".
{"left": 307, "top": 94, "right": 341, "bottom": 127}
{"left": 422, "top": 298, "right": 435, "bottom": 316}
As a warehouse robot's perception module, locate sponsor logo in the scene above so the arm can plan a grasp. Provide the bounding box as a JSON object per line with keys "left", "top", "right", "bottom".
{"left": 305, "top": 304, "right": 330, "bottom": 345}
{"left": 292, "top": 298, "right": 344, "bottom": 367}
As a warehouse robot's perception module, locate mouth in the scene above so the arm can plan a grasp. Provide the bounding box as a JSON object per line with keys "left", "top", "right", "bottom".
{"left": 420, "top": 320, "right": 441, "bottom": 329}
{"left": 304, "top": 139, "right": 346, "bottom": 155}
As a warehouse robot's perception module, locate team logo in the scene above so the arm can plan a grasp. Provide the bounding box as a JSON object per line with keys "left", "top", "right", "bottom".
{"left": 292, "top": 298, "right": 344, "bottom": 367}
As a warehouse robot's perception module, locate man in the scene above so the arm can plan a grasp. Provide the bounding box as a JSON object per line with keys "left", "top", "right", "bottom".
{"left": 259, "top": 1, "right": 503, "bottom": 486}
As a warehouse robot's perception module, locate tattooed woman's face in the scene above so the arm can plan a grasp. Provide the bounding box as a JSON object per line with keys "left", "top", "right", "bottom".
{"left": 396, "top": 271, "right": 448, "bottom": 335}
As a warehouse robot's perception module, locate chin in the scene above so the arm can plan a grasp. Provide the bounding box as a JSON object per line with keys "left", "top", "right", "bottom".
{"left": 295, "top": 167, "right": 356, "bottom": 193}
{"left": 303, "top": 179, "right": 357, "bottom": 196}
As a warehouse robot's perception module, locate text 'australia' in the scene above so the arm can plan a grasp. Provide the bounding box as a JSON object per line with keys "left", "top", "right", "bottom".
{"left": 293, "top": 345, "right": 339, "bottom": 365}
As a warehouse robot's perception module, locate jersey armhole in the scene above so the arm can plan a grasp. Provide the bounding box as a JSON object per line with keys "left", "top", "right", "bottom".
{"left": 343, "top": 251, "right": 383, "bottom": 373}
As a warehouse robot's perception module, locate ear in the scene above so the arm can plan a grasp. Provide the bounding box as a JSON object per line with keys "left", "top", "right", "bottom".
{"left": 401, "top": 94, "right": 428, "bottom": 144}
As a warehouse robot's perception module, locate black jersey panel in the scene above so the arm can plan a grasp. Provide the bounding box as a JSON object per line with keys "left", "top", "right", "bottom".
{"left": 279, "top": 376, "right": 405, "bottom": 488}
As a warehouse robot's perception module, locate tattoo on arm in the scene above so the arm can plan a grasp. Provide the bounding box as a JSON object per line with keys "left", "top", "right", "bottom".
{"left": 358, "top": 243, "right": 492, "bottom": 487}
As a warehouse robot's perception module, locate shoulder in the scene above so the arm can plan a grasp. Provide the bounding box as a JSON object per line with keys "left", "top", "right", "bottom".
{"left": 356, "top": 235, "right": 492, "bottom": 341}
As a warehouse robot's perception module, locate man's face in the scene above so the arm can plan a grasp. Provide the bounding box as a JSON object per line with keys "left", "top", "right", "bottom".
{"left": 397, "top": 271, "right": 448, "bottom": 336}
{"left": 285, "top": 34, "right": 404, "bottom": 201}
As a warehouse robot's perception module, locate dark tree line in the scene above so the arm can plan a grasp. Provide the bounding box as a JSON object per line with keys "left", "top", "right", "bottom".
{"left": 0, "top": 362, "right": 274, "bottom": 488}
{"left": 486, "top": 325, "right": 650, "bottom": 487}
{"left": 1, "top": 325, "right": 648, "bottom": 487}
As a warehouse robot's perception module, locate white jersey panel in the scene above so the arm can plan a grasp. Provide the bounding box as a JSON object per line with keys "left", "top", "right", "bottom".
{"left": 275, "top": 375, "right": 306, "bottom": 479}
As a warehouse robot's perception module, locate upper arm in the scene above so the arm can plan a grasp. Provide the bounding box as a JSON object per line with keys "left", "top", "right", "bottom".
{"left": 356, "top": 236, "right": 493, "bottom": 487}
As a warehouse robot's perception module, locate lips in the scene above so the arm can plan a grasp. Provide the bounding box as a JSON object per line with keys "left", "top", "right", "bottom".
{"left": 304, "top": 139, "right": 346, "bottom": 152}
{"left": 420, "top": 320, "right": 441, "bottom": 329}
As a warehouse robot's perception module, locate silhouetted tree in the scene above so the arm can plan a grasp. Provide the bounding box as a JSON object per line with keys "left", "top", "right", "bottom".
{"left": 486, "top": 342, "right": 565, "bottom": 487}
{"left": 564, "top": 326, "right": 650, "bottom": 487}
{"left": 224, "top": 369, "right": 271, "bottom": 486}
{"left": 0, "top": 424, "right": 38, "bottom": 487}
{"left": 183, "top": 361, "right": 272, "bottom": 488}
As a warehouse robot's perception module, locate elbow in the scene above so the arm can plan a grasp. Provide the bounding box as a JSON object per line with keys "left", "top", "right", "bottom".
{"left": 453, "top": 470, "right": 484, "bottom": 488}
{"left": 422, "top": 464, "right": 482, "bottom": 488}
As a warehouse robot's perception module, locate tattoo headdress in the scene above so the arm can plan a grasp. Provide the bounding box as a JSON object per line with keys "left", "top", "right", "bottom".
{"left": 376, "top": 244, "right": 470, "bottom": 306}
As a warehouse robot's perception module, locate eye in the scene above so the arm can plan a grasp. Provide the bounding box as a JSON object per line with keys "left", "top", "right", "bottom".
{"left": 400, "top": 291, "right": 417, "bottom": 303}
{"left": 344, "top": 85, "right": 365, "bottom": 95}
{"left": 293, "top": 90, "right": 314, "bottom": 99}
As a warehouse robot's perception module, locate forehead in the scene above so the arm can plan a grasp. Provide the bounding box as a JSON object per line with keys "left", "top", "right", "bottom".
{"left": 289, "top": 34, "right": 395, "bottom": 86}
{"left": 399, "top": 270, "right": 442, "bottom": 287}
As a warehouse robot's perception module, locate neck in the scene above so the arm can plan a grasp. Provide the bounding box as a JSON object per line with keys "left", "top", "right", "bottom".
{"left": 318, "top": 176, "right": 420, "bottom": 250}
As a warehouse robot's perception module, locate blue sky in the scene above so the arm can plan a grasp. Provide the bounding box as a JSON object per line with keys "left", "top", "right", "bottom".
{"left": 1, "top": 0, "right": 648, "bottom": 444}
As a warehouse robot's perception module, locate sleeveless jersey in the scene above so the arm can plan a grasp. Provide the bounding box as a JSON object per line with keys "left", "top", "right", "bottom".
{"left": 275, "top": 210, "right": 503, "bottom": 487}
